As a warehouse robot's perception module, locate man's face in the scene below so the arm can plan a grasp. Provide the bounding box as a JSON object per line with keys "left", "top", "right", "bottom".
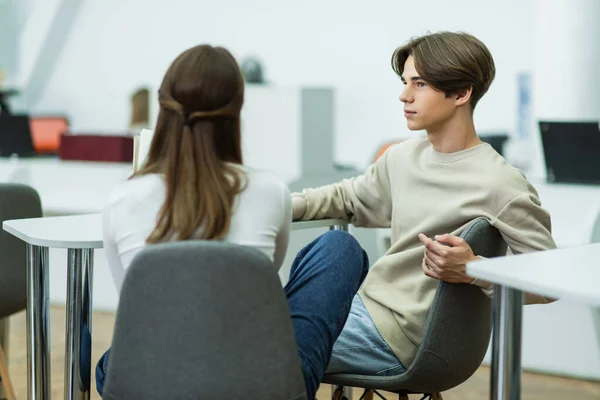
{"left": 399, "top": 56, "right": 456, "bottom": 132}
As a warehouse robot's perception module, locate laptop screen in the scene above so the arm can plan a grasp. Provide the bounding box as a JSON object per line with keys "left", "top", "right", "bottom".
{"left": 539, "top": 121, "right": 600, "bottom": 184}
{"left": 0, "top": 114, "right": 36, "bottom": 157}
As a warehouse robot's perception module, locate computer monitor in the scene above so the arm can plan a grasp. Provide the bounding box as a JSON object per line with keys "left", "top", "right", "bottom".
{"left": 0, "top": 114, "right": 36, "bottom": 157}
{"left": 30, "top": 116, "right": 69, "bottom": 154}
{"left": 539, "top": 121, "right": 600, "bottom": 184}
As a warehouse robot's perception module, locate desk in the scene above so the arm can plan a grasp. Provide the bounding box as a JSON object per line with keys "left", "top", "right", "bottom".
{"left": 2, "top": 214, "right": 347, "bottom": 400}
{"left": 3, "top": 214, "right": 101, "bottom": 400}
{"left": 466, "top": 243, "right": 600, "bottom": 400}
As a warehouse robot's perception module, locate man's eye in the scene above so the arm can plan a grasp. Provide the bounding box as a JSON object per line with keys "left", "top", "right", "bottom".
{"left": 416, "top": 82, "right": 426, "bottom": 88}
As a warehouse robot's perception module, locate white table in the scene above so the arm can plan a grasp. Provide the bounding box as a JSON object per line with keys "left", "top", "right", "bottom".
{"left": 3, "top": 214, "right": 102, "bottom": 400}
{"left": 2, "top": 213, "right": 348, "bottom": 400}
{"left": 466, "top": 243, "right": 600, "bottom": 400}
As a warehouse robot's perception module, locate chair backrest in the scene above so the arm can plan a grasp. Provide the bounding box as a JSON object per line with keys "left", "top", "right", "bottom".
{"left": 102, "top": 241, "right": 307, "bottom": 400}
{"left": 400, "top": 217, "right": 507, "bottom": 392}
{"left": 0, "top": 184, "right": 42, "bottom": 318}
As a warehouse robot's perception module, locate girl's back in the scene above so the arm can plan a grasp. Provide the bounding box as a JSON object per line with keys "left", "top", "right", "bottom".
{"left": 102, "top": 165, "right": 290, "bottom": 293}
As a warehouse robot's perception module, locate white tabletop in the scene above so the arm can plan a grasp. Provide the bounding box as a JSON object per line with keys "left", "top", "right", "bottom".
{"left": 3, "top": 213, "right": 103, "bottom": 248}
{"left": 467, "top": 243, "right": 600, "bottom": 307}
{"left": 2, "top": 213, "right": 347, "bottom": 249}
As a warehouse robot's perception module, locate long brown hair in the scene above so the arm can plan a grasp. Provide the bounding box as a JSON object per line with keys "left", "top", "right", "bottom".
{"left": 135, "top": 44, "right": 246, "bottom": 243}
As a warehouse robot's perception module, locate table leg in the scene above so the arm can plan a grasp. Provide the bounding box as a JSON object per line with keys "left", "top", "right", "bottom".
{"left": 26, "top": 244, "right": 50, "bottom": 400}
{"left": 64, "top": 249, "right": 94, "bottom": 400}
{"left": 491, "top": 285, "right": 524, "bottom": 400}
{"left": 329, "top": 223, "right": 349, "bottom": 232}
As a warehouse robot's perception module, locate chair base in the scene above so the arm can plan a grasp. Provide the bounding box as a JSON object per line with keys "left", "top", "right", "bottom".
{"left": 332, "top": 386, "right": 348, "bottom": 400}
{"left": 331, "top": 386, "right": 443, "bottom": 400}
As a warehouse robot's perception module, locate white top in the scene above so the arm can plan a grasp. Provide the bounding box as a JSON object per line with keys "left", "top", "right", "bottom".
{"left": 466, "top": 243, "right": 600, "bottom": 307}
{"left": 3, "top": 213, "right": 103, "bottom": 248}
{"left": 102, "top": 167, "right": 291, "bottom": 293}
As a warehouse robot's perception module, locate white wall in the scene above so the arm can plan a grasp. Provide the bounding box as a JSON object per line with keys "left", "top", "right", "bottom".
{"left": 528, "top": 0, "right": 600, "bottom": 180}
{"left": 25, "top": 0, "right": 534, "bottom": 169}
{"left": 0, "top": 0, "right": 19, "bottom": 87}
{"left": 18, "top": 0, "right": 62, "bottom": 83}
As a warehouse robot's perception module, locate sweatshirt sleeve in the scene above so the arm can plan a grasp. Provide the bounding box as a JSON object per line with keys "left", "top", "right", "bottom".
{"left": 489, "top": 191, "right": 558, "bottom": 304}
{"left": 295, "top": 149, "right": 393, "bottom": 228}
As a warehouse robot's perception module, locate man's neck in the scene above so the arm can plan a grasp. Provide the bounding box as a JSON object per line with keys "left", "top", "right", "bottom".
{"left": 426, "top": 113, "right": 482, "bottom": 153}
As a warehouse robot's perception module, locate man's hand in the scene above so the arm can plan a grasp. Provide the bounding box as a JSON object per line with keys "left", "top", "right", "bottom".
{"left": 418, "top": 233, "right": 479, "bottom": 283}
{"left": 291, "top": 194, "right": 307, "bottom": 221}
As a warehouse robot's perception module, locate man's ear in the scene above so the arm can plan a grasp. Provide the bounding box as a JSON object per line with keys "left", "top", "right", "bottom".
{"left": 454, "top": 87, "right": 473, "bottom": 107}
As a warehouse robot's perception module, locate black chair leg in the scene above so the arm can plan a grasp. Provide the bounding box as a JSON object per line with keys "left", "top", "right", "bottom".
{"left": 360, "top": 389, "right": 374, "bottom": 400}
{"left": 332, "top": 385, "right": 347, "bottom": 400}
{"left": 358, "top": 389, "right": 390, "bottom": 400}
{"left": 417, "top": 393, "right": 444, "bottom": 400}
{"left": 371, "top": 390, "right": 388, "bottom": 399}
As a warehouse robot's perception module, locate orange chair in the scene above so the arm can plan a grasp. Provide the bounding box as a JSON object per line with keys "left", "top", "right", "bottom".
{"left": 372, "top": 140, "right": 402, "bottom": 162}
{"left": 29, "top": 116, "right": 69, "bottom": 154}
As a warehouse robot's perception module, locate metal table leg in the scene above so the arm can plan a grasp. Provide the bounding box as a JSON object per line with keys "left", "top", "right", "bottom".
{"left": 329, "top": 223, "right": 349, "bottom": 232}
{"left": 329, "top": 221, "right": 350, "bottom": 399}
{"left": 64, "top": 249, "right": 94, "bottom": 400}
{"left": 26, "top": 244, "right": 50, "bottom": 400}
{"left": 491, "top": 285, "right": 524, "bottom": 400}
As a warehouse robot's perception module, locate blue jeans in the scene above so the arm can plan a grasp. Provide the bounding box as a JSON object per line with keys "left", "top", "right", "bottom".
{"left": 96, "top": 231, "right": 401, "bottom": 399}
{"left": 96, "top": 348, "right": 110, "bottom": 396}
{"left": 326, "top": 294, "right": 406, "bottom": 377}
{"left": 285, "top": 231, "right": 403, "bottom": 399}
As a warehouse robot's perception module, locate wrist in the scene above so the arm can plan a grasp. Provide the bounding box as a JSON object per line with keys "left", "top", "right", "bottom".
{"left": 291, "top": 194, "right": 307, "bottom": 221}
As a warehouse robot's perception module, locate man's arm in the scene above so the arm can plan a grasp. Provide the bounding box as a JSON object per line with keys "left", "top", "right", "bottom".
{"left": 489, "top": 191, "right": 557, "bottom": 304}
{"left": 419, "top": 191, "right": 557, "bottom": 304}
{"left": 292, "top": 149, "right": 393, "bottom": 228}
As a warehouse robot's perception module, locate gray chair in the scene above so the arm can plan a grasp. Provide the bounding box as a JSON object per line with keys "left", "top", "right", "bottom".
{"left": 0, "top": 184, "right": 43, "bottom": 400}
{"left": 102, "top": 241, "right": 307, "bottom": 400}
{"left": 323, "top": 218, "right": 507, "bottom": 400}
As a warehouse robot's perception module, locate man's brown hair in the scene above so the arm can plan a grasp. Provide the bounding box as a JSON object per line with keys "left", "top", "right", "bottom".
{"left": 392, "top": 31, "right": 496, "bottom": 110}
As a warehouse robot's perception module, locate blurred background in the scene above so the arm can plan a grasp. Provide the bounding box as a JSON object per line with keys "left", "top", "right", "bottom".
{"left": 0, "top": 0, "right": 599, "bottom": 397}
{"left": 2, "top": 0, "right": 596, "bottom": 171}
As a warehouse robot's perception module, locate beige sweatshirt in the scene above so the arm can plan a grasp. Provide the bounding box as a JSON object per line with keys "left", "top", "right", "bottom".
{"left": 293, "top": 137, "right": 556, "bottom": 367}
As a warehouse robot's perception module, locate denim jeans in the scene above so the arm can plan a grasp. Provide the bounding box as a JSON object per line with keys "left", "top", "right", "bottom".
{"left": 96, "top": 348, "right": 110, "bottom": 396}
{"left": 326, "top": 294, "right": 406, "bottom": 377}
{"left": 285, "top": 230, "right": 405, "bottom": 399}
{"left": 96, "top": 230, "right": 401, "bottom": 399}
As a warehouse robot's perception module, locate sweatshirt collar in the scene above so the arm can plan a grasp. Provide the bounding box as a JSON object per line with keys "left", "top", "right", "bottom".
{"left": 429, "top": 142, "right": 491, "bottom": 163}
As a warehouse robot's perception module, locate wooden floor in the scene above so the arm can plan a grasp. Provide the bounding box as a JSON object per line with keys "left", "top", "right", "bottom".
{"left": 3, "top": 306, "right": 600, "bottom": 399}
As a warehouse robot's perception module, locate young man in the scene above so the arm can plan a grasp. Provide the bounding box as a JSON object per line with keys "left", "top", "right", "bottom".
{"left": 285, "top": 31, "right": 556, "bottom": 399}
